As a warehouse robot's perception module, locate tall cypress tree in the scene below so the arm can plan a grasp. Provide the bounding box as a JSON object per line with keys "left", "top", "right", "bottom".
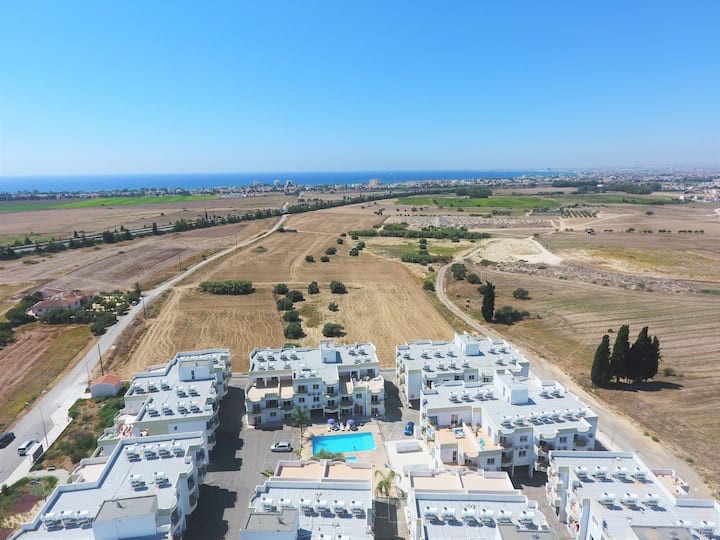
{"left": 645, "top": 335, "right": 661, "bottom": 380}
{"left": 628, "top": 326, "right": 651, "bottom": 383}
{"left": 591, "top": 334, "right": 612, "bottom": 386}
{"left": 610, "top": 325, "right": 630, "bottom": 383}
{"left": 481, "top": 281, "right": 495, "bottom": 322}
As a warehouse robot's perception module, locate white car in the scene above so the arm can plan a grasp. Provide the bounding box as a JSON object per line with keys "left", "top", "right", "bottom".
{"left": 270, "top": 441, "right": 293, "bottom": 452}
{"left": 18, "top": 439, "right": 38, "bottom": 456}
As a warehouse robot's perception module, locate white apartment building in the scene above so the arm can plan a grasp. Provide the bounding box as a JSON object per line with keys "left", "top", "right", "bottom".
{"left": 547, "top": 451, "right": 720, "bottom": 540}
{"left": 98, "top": 349, "right": 231, "bottom": 454}
{"left": 245, "top": 341, "right": 385, "bottom": 426}
{"left": 13, "top": 431, "right": 208, "bottom": 540}
{"left": 240, "top": 459, "right": 374, "bottom": 539}
{"left": 396, "top": 333, "right": 530, "bottom": 407}
{"left": 406, "top": 468, "right": 555, "bottom": 539}
{"left": 420, "top": 374, "right": 598, "bottom": 477}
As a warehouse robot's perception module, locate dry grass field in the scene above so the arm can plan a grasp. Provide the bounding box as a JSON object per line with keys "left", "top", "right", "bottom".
{"left": 124, "top": 205, "right": 455, "bottom": 374}
{"left": 443, "top": 202, "right": 720, "bottom": 490}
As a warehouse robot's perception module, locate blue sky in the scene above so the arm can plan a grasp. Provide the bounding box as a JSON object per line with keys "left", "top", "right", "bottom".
{"left": 1, "top": 1, "right": 718, "bottom": 175}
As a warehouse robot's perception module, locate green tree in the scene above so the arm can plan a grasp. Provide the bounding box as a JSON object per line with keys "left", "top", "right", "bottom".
{"left": 283, "top": 309, "right": 300, "bottom": 322}
{"left": 328, "top": 302, "right": 339, "bottom": 312}
{"left": 308, "top": 281, "right": 320, "bottom": 294}
{"left": 512, "top": 287, "right": 530, "bottom": 300}
{"left": 286, "top": 290, "right": 304, "bottom": 302}
{"left": 322, "top": 323, "right": 345, "bottom": 337}
{"left": 329, "top": 281, "right": 347, "bottom": 294}
{"left": 273, "top": 283, "right": 289, "bottom": 295}
{"left": 325, "top": 247, "right": 337, "bottom": 256}
{"left": 467, "top": 273, "right": 481, "bottom": 284}
{"left": 375, "top": 469, "right": 397, "bottom": 497}
{"left": 450, "top": 263, "right": 467, "bottom": 280}
{"left": 276, "top": 297, "right": 294, "bottom": 311}
{"left": 320, "top": 256, "right": 330, "bottom": 263}
{"left": 305, "top": 255, "right": 315, "bottom": 263}
{"left": 290, "top": 406, "right": 310, "bottom": 439}
{"left": 284, "top": 322, "right": 305, "bottom": 339}
{"left": 610, "top": 324, "right": 630, "bottom": 382}
{"left": 481, "top": 281, "right": 495, "bottom": 322}
{"left": 152, "top": 222, "right": 159, "bottom": 235}
{"left": 591, "top": 334, "right": 612, "bottom": 386}
{"left": 311, "top": 449, "right": 346, "bottom": 462}
{"left": 646, "top": 336, "right": 661, "bottom": 380}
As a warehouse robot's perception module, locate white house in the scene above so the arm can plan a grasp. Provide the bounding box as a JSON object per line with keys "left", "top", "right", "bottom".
{"left": 406, "top": 468, "right": 554, "bottom": 539}
{"left": 396, "top": 333, "right": 530, "bottom": 407}
{"left": 245, "top": 341, "right": 385, "bottom": 426}
{"left": 90, "top": 375, "right": 123, "bottom": 398}
{"left": 97, "top": 349, "right": 231, "bottom": 454}
{"left": 546, "top": 450, "right": 720, "bottom": 539}
{"left": 13, "top": 431, "right": 208, "bottom": 540}
{"left": 241, "top": 459, "right": 374, "bottom": 539}
{"left": 420, "top": 374, "right": 598, "bottom": 477}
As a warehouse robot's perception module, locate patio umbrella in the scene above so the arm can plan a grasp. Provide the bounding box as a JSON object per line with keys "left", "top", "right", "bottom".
{"left": 327, "top": 418, "right": 335, "bottom": 425}
{"left": 346, "top": 419, "right": 355, "bottom": 426}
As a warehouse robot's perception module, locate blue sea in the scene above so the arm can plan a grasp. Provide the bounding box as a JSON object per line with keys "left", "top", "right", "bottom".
{"left": 0, "top": 170, "right": 568, "bottom": 193}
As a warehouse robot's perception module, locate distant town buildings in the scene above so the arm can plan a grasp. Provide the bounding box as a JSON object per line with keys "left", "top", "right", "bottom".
{"left": 396, "top": 333, "right": 530, "bottom": 407}
{"left": 245, "top": 341, "right": 385, "bottom": 426}
{"left": 97, "top": 349, "right": 231, "bottom": 454}
{"left": 546, "top": 451, "right": 720, "bottom": 539}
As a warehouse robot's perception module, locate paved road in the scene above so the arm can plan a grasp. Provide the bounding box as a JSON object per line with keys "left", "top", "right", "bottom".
{"left": 435, "top": 260, "right": 712, "bottom": 498}
{"left": 0, "top": 215, "right": 287, "bottom": 487}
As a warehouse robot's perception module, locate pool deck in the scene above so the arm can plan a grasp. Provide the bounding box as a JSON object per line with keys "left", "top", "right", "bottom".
{"left": 303, "top": 422, "right": 391, "bottom": 491}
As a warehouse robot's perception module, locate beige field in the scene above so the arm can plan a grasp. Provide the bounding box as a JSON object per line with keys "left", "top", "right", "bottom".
{"left": 444, "top": 202, "right": 720, "bottom": 490}
{"left": 124, "top": 205, "right": 455, "bottom": 374}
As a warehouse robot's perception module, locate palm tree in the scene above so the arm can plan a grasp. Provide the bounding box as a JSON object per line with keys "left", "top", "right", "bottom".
{"left": 375, "top": 469, "right": 397, "bottom": 497}
{"left": 290, "top": 406, "right": 310, "bottom": 439}
{"left": 261, "top": 468, "right": 275, "bottom": 478}
{"left": 311, "top": 450, "right": 345, "bottom": 462}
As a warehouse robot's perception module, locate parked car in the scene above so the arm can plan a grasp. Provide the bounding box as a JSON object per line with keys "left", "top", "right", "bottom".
{"left": 270, "top": 441, "right": 293, "bottom": 452}
{"left": 0, "top": 431, "right": 15, "bottom": 448}
{"left": 18, "top": 438, "right": 39, "bottom": 456}
{"left": 404, "top": 421, "right": 415, "bottom": 436}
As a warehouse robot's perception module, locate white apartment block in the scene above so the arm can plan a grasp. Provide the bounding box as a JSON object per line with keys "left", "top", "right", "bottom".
{"left": 406, "top": 469, "right": 555, "bottom": 539}
{"left": 240, "top": 459, "right": 374, "bottom": 540}
{"left": 13, "top": 431, "right": 208, "bottom": 540}
{"left": 420, "top": 374, "right": 598, "bottom": 477}
{"left": 546, "top": 451, "right": 720, "bottom": 540}
{"left": 396, "top": 333, "right": 530, "bottom": 407}
{"left": 98, "top": 349, "right": 231, "bottom": 454}
{"left": 245, "top": 341, "right": 385, "bottom": 426}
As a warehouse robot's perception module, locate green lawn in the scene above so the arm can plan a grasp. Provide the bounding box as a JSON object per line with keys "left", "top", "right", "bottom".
{"left": 367, "top": 240, "right": 471, "bottom": 259}
{"left": 0, "top": 195, "right": 217, "bottom": 213}
{"left": 396, "top": 196, "right": 561, "bottom": 209}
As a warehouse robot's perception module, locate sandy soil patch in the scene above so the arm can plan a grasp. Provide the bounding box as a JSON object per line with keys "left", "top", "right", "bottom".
{"left": 471, "top": 237, "right": 563, "bottom": 266}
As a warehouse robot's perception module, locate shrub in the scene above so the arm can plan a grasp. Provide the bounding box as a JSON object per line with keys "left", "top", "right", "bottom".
{"left": 322, "top": 323, "right": 345, "bottom": 337}
{"left": 273, "top": 283, "right": 289, "bottom": 295}
{"left": 283, "top": 309, "right": 301, "bottom": 322}
{"left": 450, "top": 263, "right": 467, "bottom": 280}
{"left": 308, "top": 281, "right": 320, "bottom": 294}
{"left": 351, "top": 235, "right": 359, "bottom": 240}
{"left": 329, "top": 281, "right": 347, "bottom": 294}
{"left": 286, "top": 290, "right": 305, "bottom": 302}
{"left": 357, "top": 241, "right": 366, "bottom": 250}
{"left": 493, "top": 306, "right": 530, "bottom": 325}
{"left": 328, "top": 302, "right": 339, "bottom": 312}
{"left": 337, "top": 238, "right": 344, "bottom": 244}
{"left": 325, "top": 247, "right": 337, "bottom": 256}
{"left": 663, "top": 367, "right": 677, "bottom": 377}
{"left": 305, "top": 255, "right": 315, "bottom": 263}
{"left": 467, "top": 273, "right": 481, "bottom": 284}
{"left": 349, "top": 248, "right": 359, "bottom": 256}
{"left": 512, "top": 287, "right": 530, "bottom": 300}
{"left": 276, "top": 297, "right": 294, "bottom": 311}
{"left": 199, "top": 280, "right": 254, "bottom": 295}
{"left": 423, "top": 280, "right": 435, "bottom": 291}
{"left": 320, "top": 256, "right": 330, "bottom": 263}
{"left": 284, "top": 322, "right": 305, "bottom": 339}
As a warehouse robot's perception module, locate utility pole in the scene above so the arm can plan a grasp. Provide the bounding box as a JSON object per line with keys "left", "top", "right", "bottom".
{"left": 98, "top": 343, "right": 105, "bottom": 375}
{"left": 141, "top": 296, "right": 147, "bottom": 320}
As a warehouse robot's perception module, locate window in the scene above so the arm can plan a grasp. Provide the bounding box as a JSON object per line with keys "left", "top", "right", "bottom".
{"left": 313, "top": 384, "right": 319, "bottom": 390}
{"left": 559, "top": 436, "right": 567, "bottom": 443}
{"left": 270, "top": 412, "right": 276, "bottom": 417}
{"left": 468, "top": 375, "right": 475, "bottom": 380}
{"left": 356, "top": 393, "right": 362, "bottom": 399}
{"left": 298, "top": 397, "right": 305, "bottom": 403}
{"left": 518, "top": 449, "right": 527, "bottom": 457}
{"left": 313, "top": 396, "right": 320, "bottom": 402}
{"left": 520, "top": 435, "right": 528, "bottom": 442}
{"left": 487, "top": 458, "right": 495, "bottom": 465}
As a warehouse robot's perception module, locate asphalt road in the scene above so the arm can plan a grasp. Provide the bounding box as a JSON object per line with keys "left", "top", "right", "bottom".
{"left": 435, "top": 259, "right": 712, "bottom": 498}
{"left": 0, "top": 215, "right": 287, "bottom": 486}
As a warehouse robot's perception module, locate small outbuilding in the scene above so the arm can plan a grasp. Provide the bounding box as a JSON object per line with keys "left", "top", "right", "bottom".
{"left": 90, "top": 374, "right": 123, "bottom": 398}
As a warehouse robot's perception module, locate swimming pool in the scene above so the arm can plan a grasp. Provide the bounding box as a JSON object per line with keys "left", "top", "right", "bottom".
{"left": 312, "top": 432, "right": 376, "bottom": 454}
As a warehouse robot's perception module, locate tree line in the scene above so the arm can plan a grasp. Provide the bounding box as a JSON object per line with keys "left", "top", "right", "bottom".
{"left": 591, "top": 325, "right": 661, "bottom": 386}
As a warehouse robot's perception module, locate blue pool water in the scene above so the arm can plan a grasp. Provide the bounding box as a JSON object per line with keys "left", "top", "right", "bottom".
{"left": 345, "top": 456, "right": 358, "bottom": 463}
{"left": 312, "top": 432, "right": 376, "bottom": 454}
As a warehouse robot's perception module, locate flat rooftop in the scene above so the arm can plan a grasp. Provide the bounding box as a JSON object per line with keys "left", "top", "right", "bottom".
{"left": 410, "top": 470, "right": 514, "bottom": 494}
{"left": 249, "top": 341, "right": 380, "bottom": 385}
{"left": 384, "top": 439, "right": 436, "bottom": 475}
{"left": 549, "top": 451, "right": 720, "bottom": 537}
{"left": 15, "top": 432, "right": 206, "bottom": 539}
{"left": 434, "top": 425, "right": 500, "bottom": 456}
{"left": 397, "top": 333, "right": 529, "bottom": 376}
{"left": 275, "top": 460, "right": 372, "bottom": 483}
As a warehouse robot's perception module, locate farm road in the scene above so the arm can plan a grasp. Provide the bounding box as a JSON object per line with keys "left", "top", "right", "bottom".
{"left": 435, "top": 255, "right": 712, "bottom": 499}
{"left": 0, "top": 214, "right": 287, "bottom": 487}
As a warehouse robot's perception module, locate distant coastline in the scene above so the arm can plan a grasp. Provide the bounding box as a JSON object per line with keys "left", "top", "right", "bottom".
{"left": 0, "top": 170, "right": 566, "bottom": 193}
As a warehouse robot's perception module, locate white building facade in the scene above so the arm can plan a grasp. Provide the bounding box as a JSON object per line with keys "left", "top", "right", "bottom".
{"left": 396, "top": 333, "right": 530, "bottom": 407}
{"left": 245, "top": 341, "right": 385, "bottom": 426}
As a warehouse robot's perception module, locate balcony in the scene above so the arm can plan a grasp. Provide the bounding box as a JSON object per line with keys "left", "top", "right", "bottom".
{"left": 501, "top": 454, "right": 514, "bottom": 465}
